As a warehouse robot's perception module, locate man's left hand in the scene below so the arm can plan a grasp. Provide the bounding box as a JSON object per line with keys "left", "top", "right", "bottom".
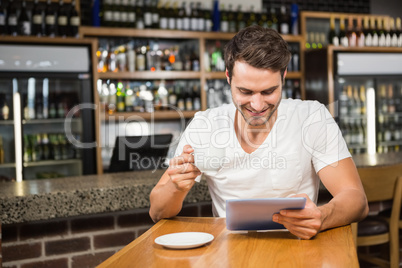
{"left": 272, "top": 193, "right": 323, "bottom": 240}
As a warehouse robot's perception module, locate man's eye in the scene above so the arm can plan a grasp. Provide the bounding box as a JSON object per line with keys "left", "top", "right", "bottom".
{"left": 261, "top": 90, "right": 274, "bottom": 95}
{"left": 240, "top": 90, "right": 252, "bottom": 95}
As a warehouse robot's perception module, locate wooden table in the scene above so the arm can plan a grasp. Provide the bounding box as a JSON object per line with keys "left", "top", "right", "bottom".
{"left": 98, "top": 217, "right": 359, "bottom": 268}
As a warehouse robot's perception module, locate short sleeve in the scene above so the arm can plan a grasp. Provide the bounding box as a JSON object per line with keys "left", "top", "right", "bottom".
{"left": 301, "top": 103, "right": 351, "bottom": 173}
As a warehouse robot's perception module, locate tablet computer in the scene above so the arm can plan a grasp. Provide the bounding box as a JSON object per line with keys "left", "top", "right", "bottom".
{"left": 226, "top": 197, "right": 306, "bottom": 231}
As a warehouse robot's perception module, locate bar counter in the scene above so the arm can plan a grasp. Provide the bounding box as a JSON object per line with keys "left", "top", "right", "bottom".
{"left": 0, "top": 170, "right": 211, "bottom": 225}
{"left": 1, "top": 152, "right": 401, "bottom": 225}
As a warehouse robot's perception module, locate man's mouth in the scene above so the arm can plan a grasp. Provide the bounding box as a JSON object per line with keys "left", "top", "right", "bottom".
{"left": 245, "top": 107, "right": 269, "bottom": 116}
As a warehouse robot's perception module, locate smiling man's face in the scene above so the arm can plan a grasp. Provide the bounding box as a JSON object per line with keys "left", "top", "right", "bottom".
{"left": 228, "top": 61, "right": 284, "bottom": 128}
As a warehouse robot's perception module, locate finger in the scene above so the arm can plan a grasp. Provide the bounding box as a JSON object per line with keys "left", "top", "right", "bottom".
{"left": 167, "top": 163, "right": 200, "bottom": 175}
{"left": 279, "top": 208, "right": 321, "bottom": 219}
{"left": 183, "top": 144, "right": 194, "bottom": 154}
{"left": 286, "top": 226, "right": 319, "bottom": 240}
{"left": 169, "top": 154, "right": 195, "bottom": 166}
{"left": 274, "top": 214, "right": 322, "bottom": 232}
{"left": 170, "top": 171, "right": 202, "bottom": 183}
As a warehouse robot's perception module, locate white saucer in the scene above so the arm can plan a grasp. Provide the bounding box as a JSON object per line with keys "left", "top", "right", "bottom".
{"left": 155, "top": 232, "right": 214, "bottom": 249}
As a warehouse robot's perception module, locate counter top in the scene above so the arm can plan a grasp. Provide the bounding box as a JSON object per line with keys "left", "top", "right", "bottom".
{"left": 352, "top": 151, "right": 402, "bottom": 168}
{"left": 0, "top": 170, "right": 210, "bottom": 225}
{"left": 2, "top": 152, "right": 401, "bottom": 225}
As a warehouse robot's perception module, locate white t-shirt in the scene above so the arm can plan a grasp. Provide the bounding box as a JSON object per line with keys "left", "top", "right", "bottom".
{"left": 175, "top": 99, "right": 351, "bottom": 217}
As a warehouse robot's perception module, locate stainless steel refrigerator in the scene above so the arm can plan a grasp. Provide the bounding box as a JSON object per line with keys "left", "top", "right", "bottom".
{"left": 305, "top": 47, "right": 402, "bottom": 155}
{"left": 0, "top": 40, "right": 98, "bottom": 181}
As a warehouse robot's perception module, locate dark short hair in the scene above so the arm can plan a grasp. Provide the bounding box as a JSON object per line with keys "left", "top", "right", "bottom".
{"left": 224, "top": 25, "right": 291, "bottom": 84}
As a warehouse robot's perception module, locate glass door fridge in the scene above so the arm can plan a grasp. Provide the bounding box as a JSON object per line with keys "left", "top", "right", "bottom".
{"left": 305, "top": 47, "right": 402, "bottom": 155}
{"left": 0, "top": 41, "right": 98, "bottom": 181}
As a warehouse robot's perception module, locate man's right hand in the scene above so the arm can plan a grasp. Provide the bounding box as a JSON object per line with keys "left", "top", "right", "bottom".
{"left": 167, "top": 145, "right": 201, "bottom": 192}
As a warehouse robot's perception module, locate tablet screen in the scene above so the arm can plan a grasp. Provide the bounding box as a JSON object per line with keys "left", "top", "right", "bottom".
{"left": 226, "top": 197, "right": 306, "bottom": 231}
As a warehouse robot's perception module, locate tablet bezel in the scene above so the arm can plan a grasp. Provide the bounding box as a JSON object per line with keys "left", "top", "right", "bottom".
{"left": 226, "top": 197, "right": 307, "bottom": 231}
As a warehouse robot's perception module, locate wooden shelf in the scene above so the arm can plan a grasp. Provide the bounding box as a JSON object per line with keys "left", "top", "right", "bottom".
{"left": 101, "top": 110, "right": 197, "bottom": 121}
{"left": 301, "top": 11, "right": 389, "bottom": 20}
{"left": 98, "top": 71, "right": 201, "bottom": 80}
{"left": 80, "top": 26, "right": 237, "bottom": 40}
{"left": 204, "top": 71, "right": 302, "bottom": 80}
{"left": 0, "top": 35, "right": 96, "bottom": 45}
{"left": 327, "top": 45, "right": 402, "bottom": 53}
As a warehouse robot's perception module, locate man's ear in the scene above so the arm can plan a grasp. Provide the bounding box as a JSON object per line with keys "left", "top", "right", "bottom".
{"left": 225, "top": 69, "right": 230, "bottom": 85}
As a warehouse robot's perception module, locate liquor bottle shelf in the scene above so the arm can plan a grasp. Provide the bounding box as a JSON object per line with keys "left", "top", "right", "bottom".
{"left": 205, "top": 71, "right": 302, "bottom": 80}
{"left": 0, "top": 120, "right": 15, "bottom": 125}
{"left": 22, "top": 118, "right": 81, "bottom": 124}
{"left": 101, "top": 110, "right": 198, "bottom": 121}
{"left": 23, "top": 159, "right": 81, "bottom": 168}
{"left": 0, "top": 163, "right": 16, "bottom": 169}
{"left": 98, "top": 71, "right": 201, "bottom": 80}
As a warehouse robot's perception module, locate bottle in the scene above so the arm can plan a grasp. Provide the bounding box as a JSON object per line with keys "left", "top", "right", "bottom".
{"left": 364, "top": 16, "right": 372, "bottom": 46}
{"left": 387, "top": 84, "right": 395, "bottom": 114}
{"left": 57, "top": 0, "right": 68, "bottom": 37}
{"left": 328, "top": 15, "right": 339, "bottom": 46}
{"left": 197, "top": 2, "right": 204, "bottom": 31}
{"left": 356, "top": 17, "right": 365, "bottom": 47}
{"left": 0, "top": 0, "right": 6, "bottom": 35}
{"left": 151, "top": 0, "right": 159, "bottom": 28}
{"left": 111, "top": 0, "right": 120, "bottom": 27}
{"left": 290, "top": 3, "right": 298, "bottom": 35}
{"left": 45, "top": 0, "right": 57, "bottom": 37}
{"left": 23, "top": 135, "right": 32, "bottom": 163}
{"left": 32, "top": 0, "right": 44, "bottom": 36}
{"left": 339, "top": 17, "right": 348, "bottom": 47}
{"left": 7, "top": 0, "right": 18, "bottom": 36}
{"left": 1, "top": 97, "right": 9, "bottom": 120}
{"left": 143, "top": 0, "right": 152, "bottom": 28}
{"left": 235, "top": 5, "right": 245, "bottom": 32}
{"left": 360, "top": 85, "right": 366, "bottom": 115}
{"left": 396, "top": 17, "right": 402, "bottom": 47}
{"left": 220, "top": 4, "right": 228, "bottom": 33}
{"left": 258, "top": 7, "right": 268, "bottom": 29}
{"left": 176, "top": 85, "right": 185, "bottom": 110}
{"left": 125, "top": 84, "right": 134, "bottom": 111}
{"left": 116, "top": 81, "right": 126, "bottom": 112}
{"left": 246, "top": 5, "right": 257, "bottom": 27}
{"left": 346, "top": 17, "right": 356, "bottom": 47}
{"left": 119, "top": 0, "right": 129, "bottom": 27}
{"left": 167, "top": 86, "right": 176, "bottom": 108}
{"left": 279, "top": 4, "right": 289, "bottom": 35}
{"left": 136, "top": 41, "right": 147, "bottom": 71}
{"left": 158, "top": 0, "right": 168, "bottom": 29}
{"left": 370, "top": 17, "right": 379, "bottom": 46}
{"left": 269, "top": 7, "right": 278, "bottom": 32}
{"left": 211, "top": 0, "right": 220, "bottom": 32}
{"left": 135, "top": 0, "right": 144, "bottom": 29}
{"left": 102, "top": 0, "right": 114, "bottom": 27}
{"left": 167, "top": 1, "right": 176, "bottom": 30}
{"left": 127, "top": 0, "right": 136, "bottom": 27}
{"left": 211, "top": 40, "right": 223, "bottom": 71}
{"left": 390, "top": 18, "right": 398, "bottom": 47}
{"left": 204, "top": 4, "right": 212, "bottom": 32}
{"left": 17, "top": 0, "right": 31, "bottom": 36}
{"left": 69, "top": 0, "right": 80, "bottom": 37}
{"left": 377, "top": 17, "right": 386, "bottom": 47}
{"left": 0, "top": 135, "right": 4, "bottom": 164}
{"left": 176, "top": 1, "right": 184, "bottom": 30}
{"left": 383, "top": 17, "right": 392, "bottom": 47}
{"left": 190, "top": 2, "right": 198, "bottom": 31}
{"left": 182, "top": 1, "right": 190, "bottom": 31}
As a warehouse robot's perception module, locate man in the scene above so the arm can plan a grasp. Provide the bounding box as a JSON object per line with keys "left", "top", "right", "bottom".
{"left": 149, "top": 25, "right": 368, "bottom": 239}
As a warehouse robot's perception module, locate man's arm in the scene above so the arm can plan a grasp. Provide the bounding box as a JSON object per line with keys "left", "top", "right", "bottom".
{"left": 273, "top": 157, "right": 369, "bottom": 239}
{"left": 149, "top": 145, "right": 201, "bottom": 223}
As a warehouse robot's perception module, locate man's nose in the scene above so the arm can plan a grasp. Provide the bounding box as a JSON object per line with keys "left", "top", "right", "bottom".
{"left": 250, "top": 94, "right": 265, "bottom": 112}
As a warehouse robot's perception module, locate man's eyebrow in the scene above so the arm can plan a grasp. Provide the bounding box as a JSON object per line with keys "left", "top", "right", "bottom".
{"left": 236, "top": 85, "right": 280, "bottom": 92}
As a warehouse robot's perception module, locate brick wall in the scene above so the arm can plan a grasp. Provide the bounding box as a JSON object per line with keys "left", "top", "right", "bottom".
{"left": 1, "top": 201, "right": 213, "bottom": 268}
